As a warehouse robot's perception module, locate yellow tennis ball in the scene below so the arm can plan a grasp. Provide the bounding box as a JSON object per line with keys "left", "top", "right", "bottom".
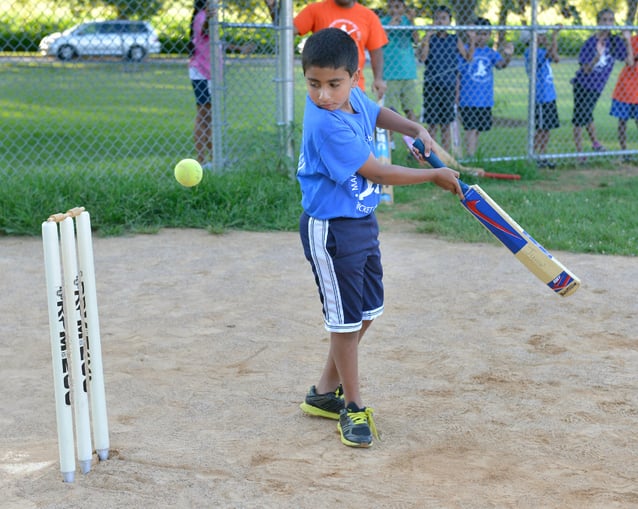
{"left": 174, "top": 159, "right": 203, "bottom": 187}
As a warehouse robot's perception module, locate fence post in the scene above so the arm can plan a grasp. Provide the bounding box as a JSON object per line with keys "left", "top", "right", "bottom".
{"left": 210, "top": 0, "right": 225, "bottom": 171}
{"left": 277, "top": 0, "right": 296, "bottom": 173}
{"left": 526, "top": 0, "right": 539, "bottom": 162}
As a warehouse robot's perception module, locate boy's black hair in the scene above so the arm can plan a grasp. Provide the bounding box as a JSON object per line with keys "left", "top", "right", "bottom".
{"left": 433, "top": 5, "right": 452, "bottom": 18}
{"left": 475, "top": 17, "right": 491, "bottom": 27}
{"left": 301, "top": 28, "right": 358, "bottom": 76}
{"left": 596, "top": 8, "right": 614, "bottom": 22}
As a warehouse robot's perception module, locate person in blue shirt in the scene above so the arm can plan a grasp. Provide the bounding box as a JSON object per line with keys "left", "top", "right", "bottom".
{"left": 458, "top": 17, "right": 513, "bottom": 157}
{"left": 297, "top": 27, "right": 462, "bottom": 448}
{"left": 419, "top": 5, "right": 474, "bottom": 152}
{"left": 521, "top": 27, "right": 561, "bottom": 168}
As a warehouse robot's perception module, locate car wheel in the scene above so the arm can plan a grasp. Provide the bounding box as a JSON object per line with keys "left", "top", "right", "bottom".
{"left": 127, "top": 46, "right": 146, "bottom": 62}
{"left": 57, "top": 44, "right": 77, "bottom": 61}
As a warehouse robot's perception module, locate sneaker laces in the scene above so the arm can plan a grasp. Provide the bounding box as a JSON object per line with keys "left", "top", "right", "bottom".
{"left": 350, "top": 407, "right": 379, "bottom": 440}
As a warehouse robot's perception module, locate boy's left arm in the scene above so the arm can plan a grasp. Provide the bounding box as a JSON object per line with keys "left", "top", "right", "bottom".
{"left": 495, "top": 42, "right": 514, "bottom": 69}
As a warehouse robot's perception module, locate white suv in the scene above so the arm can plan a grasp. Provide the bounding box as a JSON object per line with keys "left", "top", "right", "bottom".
{"left": 39, "top": 20, "right": 161, "bottom": 62}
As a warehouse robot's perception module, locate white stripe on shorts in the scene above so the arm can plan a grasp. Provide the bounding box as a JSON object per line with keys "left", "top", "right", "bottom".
{"left": 307, "top": 217, "right": 345, "bottom": 329}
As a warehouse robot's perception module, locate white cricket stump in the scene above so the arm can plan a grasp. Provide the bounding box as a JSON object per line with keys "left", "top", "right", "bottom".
{"left": 42, "top": 208, "right": 110, "bottom": 482}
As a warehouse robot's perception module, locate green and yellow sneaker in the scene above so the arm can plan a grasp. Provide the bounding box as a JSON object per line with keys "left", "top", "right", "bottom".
{"left": 299, "top": 385, "right": 344, "bottom": 420}
{"left": 337, "top": 402, "right": 379, "bottom": 448}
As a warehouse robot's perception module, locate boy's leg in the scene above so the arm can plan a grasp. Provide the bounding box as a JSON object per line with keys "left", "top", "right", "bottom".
{"left": 428, "top": 124, "right": 439, "bottom": 144}
{"left": 466, "top": 129, "right": 478, "bottom": 156}
{"left": 534, "top": 129, "right": 549, "bottom": 154}
{"left": 194, "top": 103, "right": 212, "bottom": 163}
{"left": 316, "top": 320, "right": 372, "bottom": 396}
{"left": 585, "top": 122, "right": 600, "bottom": 147}
{"left": 405, "top": 110, "right": 418, "bottom": 122}
{"left": 618, "top": 118, "right": 628, "bottom": 150}
{"left": 440, "top": 122, "right": 451, "bottom": 152}
{"left": 573, "top": 125, "right": 583, "bottom": 153}
{"left": 327, "top": 330, "right": 362, "bottom": 407}
{"left": 402, "top": 80, "right": 420, "bottom": 124}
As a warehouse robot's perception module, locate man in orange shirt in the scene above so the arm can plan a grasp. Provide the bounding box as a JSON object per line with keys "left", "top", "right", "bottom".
{"left": 293, "top": 0, "right": 389, "bottom": 99}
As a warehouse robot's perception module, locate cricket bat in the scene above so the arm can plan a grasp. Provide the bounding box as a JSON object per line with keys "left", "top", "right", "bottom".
{"left": 404, "top": 136, "right": 520, "bottom": 180}
{"left": 411, "top": 138, "right": 581, "bottom": 297}
{"left": 375, "top": 99, "right": 393, "bottom": 204}
{"left": 387, "top": 106, "right": 511, "bottom": 179}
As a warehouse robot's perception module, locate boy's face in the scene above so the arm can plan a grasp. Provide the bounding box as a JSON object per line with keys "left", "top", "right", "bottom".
{"left": 476, "top": 30, "right": 490, "bottom": 47}
{"left": 388, "top": 0, "right": 404, "bottom": 15}
{"left": 304, "top": 65, "right": 359, "bottom": 112}
{"left": 597, "top": 11, "right": 615, "bottom": 35}
{"left": 433, "top": 11, "right": 451, "bottom": 26}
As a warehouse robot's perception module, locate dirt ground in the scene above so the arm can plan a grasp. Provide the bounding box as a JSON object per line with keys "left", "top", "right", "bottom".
{"left": 1, "top": 227, "right": 637, "bottom": 508}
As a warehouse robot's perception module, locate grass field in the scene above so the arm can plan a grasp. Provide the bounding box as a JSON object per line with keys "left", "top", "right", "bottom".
{"left": 0, "top": 56, "right": 636, "bottom": 256}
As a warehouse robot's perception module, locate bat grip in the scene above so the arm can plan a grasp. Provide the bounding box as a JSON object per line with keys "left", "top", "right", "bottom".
{"left": 412, "top": 139, "right": 469, "bottom": 194}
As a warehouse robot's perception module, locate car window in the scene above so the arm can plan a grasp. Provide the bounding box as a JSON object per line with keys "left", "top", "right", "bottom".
{"left": 128, "top": 23, "right": 147, "bottom": 33}
{"left": 98, "top": 23, "right": 118, "bottom": 34}
{"left": 76, "top": 24, "right": 99, "bottom": 35}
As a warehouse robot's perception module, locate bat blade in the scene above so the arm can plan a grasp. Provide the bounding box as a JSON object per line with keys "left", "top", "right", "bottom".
{"left": 462, "top": 184, "right": 581, "bottom": 296}
{"left": 410, "top": 138, "right": 581, "bottom": 297}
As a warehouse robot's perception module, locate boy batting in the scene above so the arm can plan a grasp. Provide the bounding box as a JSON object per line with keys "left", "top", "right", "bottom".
{"left": 296, "top": 28, "right": 462, "bottom": 447}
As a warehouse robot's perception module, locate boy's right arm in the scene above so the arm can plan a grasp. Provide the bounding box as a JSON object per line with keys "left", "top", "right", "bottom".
{"left": 458, "top": 32, "right": 475, "bottom": 61}
{"left": 418, "top": 31, "right": 432, "bottom": 62}
{"left": 495, "top": 43, "right": 514, "bottom": 69}
{"left": 582, "top": 37, "right": 605, "bottom": 73}
{"left": 357, "top": 154, "right": 463, "bottom": 197}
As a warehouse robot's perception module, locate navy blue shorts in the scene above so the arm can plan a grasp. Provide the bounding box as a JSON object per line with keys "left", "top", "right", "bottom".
{"left": 191, "top": 79, "right": 211, "bottom": 105}
{"left": 422, "top": 84, "right": 456, "bottom": 125}
{"left": 460, "top": 106, "right": 493, "bottom": 132}
{"left": 300, "top": 212, "right": 384, "bottom": 333}
{"left": 572, "top": 82, "right": 600, "bottom": 127}
{"left": 535, "top": 100, "right": 560, "bottom": 131}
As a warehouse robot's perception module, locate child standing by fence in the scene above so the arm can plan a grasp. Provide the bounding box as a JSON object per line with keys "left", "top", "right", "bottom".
{"left": 521, "top": 27, "right": 561, "bottom": 169}
{"left": 419, "top": 5, "right": 474, "bottom": 152}
{"left": 457, "top": 17, "right": 513, "bottom": 158}
{"left": 571, "top": 8, "right": 629, "bottom": 161}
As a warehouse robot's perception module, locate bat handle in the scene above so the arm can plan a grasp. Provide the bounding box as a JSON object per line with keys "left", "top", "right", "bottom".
{"left": 412, "top": 139, "right": 469, "bottom": 194}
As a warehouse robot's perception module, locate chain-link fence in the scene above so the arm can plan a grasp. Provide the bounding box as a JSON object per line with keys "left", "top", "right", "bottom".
{"left": 376, "top": 3, "right": 637, "bottom": 166}
{"left": 0, "top": 0, "right": 281, "bottom": 186}
{"left": 1, "top": 0, "right": 637, "bottom": 190}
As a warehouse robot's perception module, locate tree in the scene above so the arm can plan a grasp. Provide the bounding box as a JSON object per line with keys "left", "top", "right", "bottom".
{"left": 72, "top": 0, "right": 165, "bottom": 19}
